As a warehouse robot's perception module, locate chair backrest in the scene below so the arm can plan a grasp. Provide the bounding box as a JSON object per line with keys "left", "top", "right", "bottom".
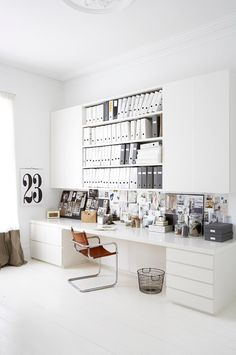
{"left": 71, "top": 228, "right": 89, "bottom": 246}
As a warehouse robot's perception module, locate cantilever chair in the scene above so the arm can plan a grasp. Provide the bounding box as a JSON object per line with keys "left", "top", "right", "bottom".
{"left": 68, "top": 227, "right": 118, "bottom": 292}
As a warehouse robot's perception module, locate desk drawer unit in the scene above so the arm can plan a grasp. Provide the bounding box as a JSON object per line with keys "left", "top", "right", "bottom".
{"left": 30, "top": 223, "right": 63, "bottom": 266}
{"left": 30, "top": 223, "right": 62, "bottom": 246}
{"left": 31, "top": 240, "right": 62, "bottom": 266}
{"left": 166, "top": 248, "right": 215, "bottom": 313}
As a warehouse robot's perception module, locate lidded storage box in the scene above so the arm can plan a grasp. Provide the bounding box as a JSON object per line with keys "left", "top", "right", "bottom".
{"left": 204, "top": 223, "right": 233, "bottom": 242}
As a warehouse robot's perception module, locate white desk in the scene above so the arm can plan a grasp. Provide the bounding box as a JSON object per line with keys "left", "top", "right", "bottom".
{"left": 30, "top": 218, "right": 236, "bottom": 314}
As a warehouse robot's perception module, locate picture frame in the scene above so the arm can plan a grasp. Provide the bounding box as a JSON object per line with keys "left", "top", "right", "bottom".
{"left": 58, "top": 190, "right": 87, "bottom": 219}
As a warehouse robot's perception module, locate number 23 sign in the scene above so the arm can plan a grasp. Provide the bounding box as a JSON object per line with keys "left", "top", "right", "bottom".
{"left": 20, "top": 169, "right": 44, "bottom": 205}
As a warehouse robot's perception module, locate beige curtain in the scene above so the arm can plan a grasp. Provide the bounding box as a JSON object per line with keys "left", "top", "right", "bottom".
{"left": 0, "top": 230, "right": 25, "bottom": 267}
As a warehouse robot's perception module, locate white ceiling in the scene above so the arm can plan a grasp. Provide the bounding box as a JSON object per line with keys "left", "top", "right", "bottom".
{"left": 0, "top": 0, "right": 236, "bottom": 81}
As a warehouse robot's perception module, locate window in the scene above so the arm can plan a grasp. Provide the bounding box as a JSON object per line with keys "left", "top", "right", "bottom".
{"left": 0, "top": 92, "right": 19, "bottom": 232}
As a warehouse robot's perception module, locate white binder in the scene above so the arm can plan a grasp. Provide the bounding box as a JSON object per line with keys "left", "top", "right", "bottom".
{"left": 109, "top": 168, "right": 114, "bottom": 188}
{"left": 99, "top": 104, "right": 104, "bottom": 122}
{"left": 92, "top": 106, "right": 97, "bottom": 123}
{"left": 145, "top": 92, "right": 154, "bottom": 114}
{"left": 91, "top": 127, "right": 96, "bottom": 145}
{"left": 111, "top": 124, "right": 117, "bottom": 143}
{"left": 135, "top": 119, "right": 141, "bottom": 140}
{"left": 117, "top": 98, "right": 123, "bottom": 120}
{"left": 117, "top": 168, "right": 122, "bottom": 189}
{"left": 120, "top": 121, "right": 126, "bottom": 141}
{"left": 124, "top": 96, "right": 131, "bottom": 118}
{"left": 104, "top": 168, "right": 111, "bottom": 188}
{"left": 132, "top": 95, "right": 140, "bottom": 117}
{"left": 122, "top": 168, "right": 127, "bottom": 189}
{"left": 148, "top": 91, "right": 158, "bottom": 113}
{"left": 125, "top": 168, "right": 130, "bottom": 189}
{"left": 120, "top": 97, "right": 127, "bottom": 119}
{"left": 107, "top": 146, "right": 112, "bottom": 166}
{"left": 115, "top": 145, "right": 121, "bottom": 165}
{"left": 130, "top": 120, "right": 136, "bottom": 141}
{"left": 82, "top": 149, "right": 86, "bottom": 167}
{"left": 153, "top": 90, "right": 162, "bottom": 112}
{"left": 107, "top": 124, "right": 112, "bottom": 144}
{"left": 137, "top": 94, "right": 145, "bottom": 116}
{"left": 96, "top": 126, "right": 100, "bottom": 144}
{"left": 141, "top": 93, "right": 150, "bottom": 115}
{"left": 140, "top": 118, "right": 152, "bottom": 139}
{"left": 110, "top": 145, "right": 116, "bottom": 165}
{"left": 129, "top": 167, "right": 138, "bottom": 189}
{"left": 83, "top": 127, "right": 89, "bottom": 146}
{"left": 129, "top": 95, "right": 136, "bottom": 117}
{"left": 102, "top": 125, "right": 107, "bottom": 144}
{"left": 116, "top": 122, "right": 121, "bottom": 142}
{"left": 124, "top": 121, "right": 130, "bottom": 141}
{"left": 86, "top": 107, "right": 92, "bottom": 124}
{"left": 98, "top": 147, "right": 103, "bottom": 166}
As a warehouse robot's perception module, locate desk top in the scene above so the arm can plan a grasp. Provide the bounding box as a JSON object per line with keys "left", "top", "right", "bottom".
{"left": 31, "top": 218, "right": 236, "bottom": 256}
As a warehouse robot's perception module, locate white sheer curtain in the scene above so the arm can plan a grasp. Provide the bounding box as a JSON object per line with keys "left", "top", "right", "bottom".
{"left": 0, "top": 92, "right": 19, "bottom": 232}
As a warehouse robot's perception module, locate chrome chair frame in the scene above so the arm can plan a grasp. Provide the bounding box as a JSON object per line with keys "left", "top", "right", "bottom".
{"left": 68, "top": 235, "right": 118, "bottom": 292}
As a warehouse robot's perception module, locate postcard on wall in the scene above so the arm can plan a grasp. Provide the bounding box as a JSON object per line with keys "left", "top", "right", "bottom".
{"left": 128, "top": 191, "right": 137, "bottom": 203}
{"left": 109, "top": 190, "right": 120, "bottom": 203}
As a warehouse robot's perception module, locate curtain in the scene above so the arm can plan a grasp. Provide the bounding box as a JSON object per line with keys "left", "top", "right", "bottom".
{"left": 0, "top": 92, "right": 19, "bottom": 232}
{"left": 0, "top": 92, "right": 25, "bottom": 267}
{"left": 0, "top": 230, "right": 24, "bottom": 267}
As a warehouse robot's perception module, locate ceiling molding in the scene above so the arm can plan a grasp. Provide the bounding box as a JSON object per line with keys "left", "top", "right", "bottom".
{"left": 63, "top": 11, "right": 236, "bottom": 81}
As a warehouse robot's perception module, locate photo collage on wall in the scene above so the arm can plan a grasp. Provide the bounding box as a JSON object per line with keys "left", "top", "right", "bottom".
{"left": 58, "top": 189, "right": 229, "bottom": 226}
{"left": 59, "top": 190, "right": 87, "bottom": 219}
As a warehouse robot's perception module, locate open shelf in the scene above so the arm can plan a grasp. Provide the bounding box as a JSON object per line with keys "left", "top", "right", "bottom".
{"left": 82, "top": 187, "right": 162, "bottom": 191}
{"left": 82, "top": 136, "right": 163, "bottom": 148}
{"left": 82, "top": 110, "right": 163, "bottom": 128}
{"left": 83, "top": 163, "right": 163, "bottom": 169}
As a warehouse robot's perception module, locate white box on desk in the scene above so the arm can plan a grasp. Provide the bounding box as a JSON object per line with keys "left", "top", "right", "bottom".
{"left": 149, "top": 225, "right": 173, "bottom": 233}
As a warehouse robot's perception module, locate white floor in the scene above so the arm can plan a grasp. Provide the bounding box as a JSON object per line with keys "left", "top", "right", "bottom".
{"left": 1, "top": 260, "right": 236, "bottom": 355}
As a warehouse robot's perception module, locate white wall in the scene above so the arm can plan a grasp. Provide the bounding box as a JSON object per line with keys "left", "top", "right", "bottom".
{"left": 64, "top": 32, "right": 236, "bottom": 106}
{"left": 0, "top": 63, "right": 64, "bottom": 258}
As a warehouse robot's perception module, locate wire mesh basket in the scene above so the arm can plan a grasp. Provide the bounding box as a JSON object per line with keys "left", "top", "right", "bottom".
{"left": 137, "top": 268, "right": 165, "bottom": 294}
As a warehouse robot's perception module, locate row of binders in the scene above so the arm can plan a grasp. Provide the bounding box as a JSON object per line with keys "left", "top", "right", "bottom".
{"left": 83, "top": 142, "right": 162, "bottom": 167}
{"left": 83, "top": 166, "right": 162, "bottom": 189}
{"left": 83, "top": 115, "right": 162, "bottom": 146}
{"left": 85, "top": 90, "right": 162, "bottom": 124}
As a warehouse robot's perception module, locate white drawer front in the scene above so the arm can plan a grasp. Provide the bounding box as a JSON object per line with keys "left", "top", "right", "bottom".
{"left": 30, "top": 223, "right": 62, "bottom": 246}
{"left": 31, "top": 241, "right": 62, "bottom": 266}
{"left": 167, "top": 248, "right": 213, "bottom": 269}
{"left": 166, "top": 261, "right": 214, "bottom": 284}
{"left": 167, "top": 287, "right": 214, "bottom": 314}
{"left": 166, "top": 274, "right": 214, "bottom": 299}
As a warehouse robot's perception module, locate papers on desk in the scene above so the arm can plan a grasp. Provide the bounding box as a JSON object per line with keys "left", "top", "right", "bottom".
{"left": 95, "top": 225, "right": 117, "bottom": 231}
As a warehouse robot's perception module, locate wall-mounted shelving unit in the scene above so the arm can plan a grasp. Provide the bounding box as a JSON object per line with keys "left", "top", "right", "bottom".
{"left": 82, "top": 88, "right": 163, "bottom": 190}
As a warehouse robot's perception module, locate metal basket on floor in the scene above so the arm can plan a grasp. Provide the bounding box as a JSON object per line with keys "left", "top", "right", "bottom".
{"left": 137, "top": 268, "right": 165, "bottom": 294}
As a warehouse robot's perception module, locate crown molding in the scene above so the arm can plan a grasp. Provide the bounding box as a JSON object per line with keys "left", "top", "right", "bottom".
{"left": 63, "top": 11, "right": 236, "bottom": 81}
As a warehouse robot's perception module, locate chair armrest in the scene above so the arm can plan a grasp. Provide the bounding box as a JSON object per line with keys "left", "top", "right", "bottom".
{"left": 72, "top": 240, "right": 89, "bottom": 253}
{"left": 87, "top": 235, "right": 101, "bottom": 243}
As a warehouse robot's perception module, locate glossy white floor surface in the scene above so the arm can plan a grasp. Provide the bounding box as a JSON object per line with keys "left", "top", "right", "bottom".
{"left": 1, "top": 260, "right": 236, "bottom": 355}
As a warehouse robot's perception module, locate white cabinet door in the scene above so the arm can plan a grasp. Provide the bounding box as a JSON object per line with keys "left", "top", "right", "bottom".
{"left": 163, "top": 78, "right": 194, "bottom": 192}
{"left": 51, "top": 105, "right": 83, "bottom": 189}
{"left": 163, "top": 71, "right": 230, "bottom": 193}
{"left": 193, "top": 71, "right": 229, "bottom": 193}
